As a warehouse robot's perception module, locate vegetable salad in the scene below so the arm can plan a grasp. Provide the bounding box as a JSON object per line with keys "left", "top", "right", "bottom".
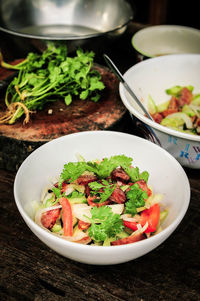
{"left": 148, "top": 86, "right": 200, "bottom": 135}
{"left": 35, "top": 155, "right": 168, "bottom": 246}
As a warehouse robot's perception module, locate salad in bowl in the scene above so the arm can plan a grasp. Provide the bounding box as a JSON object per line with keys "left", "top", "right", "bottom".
{"left": 14, "top": 131, "right": 190, "bottom": 264}
{"left": 34, "top": 155, "right": 168, "bottom": 246}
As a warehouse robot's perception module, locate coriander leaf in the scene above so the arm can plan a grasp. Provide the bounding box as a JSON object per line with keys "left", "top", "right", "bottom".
{"left": 64, "top": 94, "right": 72, "bottom": 106}
{"left": 88, "top": 180, "right": 116, "bottom": 203}
{"left": 95, "top": 155, "right": 133, "bottom": 178}
{"left": 89, "top": 76, "right": 105, "bottom": 91}
{"left": 90, "top": 93, "right": 101, "bottom": 102}
{"left": 139, "top": 171, "right": 149, "bottom": 183}
{"left": 87, "top": 206, "right": 124, "bottom": 241}
{"left": 123, "top": 166, "right": 140, "bottom": 182}
{"left": 60, "top": 162, "right": 88, "bottom": 183}
{"left": 52, "top": 186, "right": 62, "bottom": 199}
{"left": 125, "top": 183, "right": 148, "bottom": 216}
{"left": 88, "top": 181, "right": 105, "bottom": 191}
{"left": 80, "top": 89, "right": 89, "bottom": 100}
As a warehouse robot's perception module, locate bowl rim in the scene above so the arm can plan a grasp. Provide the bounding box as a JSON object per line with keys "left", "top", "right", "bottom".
{"left": 14, "top": 130, "right": 191, "bottom": 253}
{"left": 119, "top": 54, "right": 200, "bottom": 142}
{"left": 131, "top": 25, "right": 200, "bottom": 57}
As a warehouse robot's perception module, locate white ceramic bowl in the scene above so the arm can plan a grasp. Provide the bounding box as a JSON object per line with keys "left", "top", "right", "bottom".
{"left": 132, "top": 25, "right": 200, "bottom": 60}
{"left": 14, "top": 131, "right": 190, "bottom": 265}
{"left": 119, "top": 54, "right": 200, "bottom": 169}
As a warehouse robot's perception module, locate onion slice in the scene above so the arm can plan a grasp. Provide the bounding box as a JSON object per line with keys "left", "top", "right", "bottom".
{"left": 166, "top": 112, "right": 193, "bottom": 129}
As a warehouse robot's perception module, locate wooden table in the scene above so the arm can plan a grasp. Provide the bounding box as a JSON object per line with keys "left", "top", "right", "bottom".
{"left": 1, "top": 23, "right": 200, "bottom": 301}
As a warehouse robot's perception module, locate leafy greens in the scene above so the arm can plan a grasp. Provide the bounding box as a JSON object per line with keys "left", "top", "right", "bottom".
{"left": 88, "top": 180, "right": 116, "bottom": 203}
{"left": 125, "top": 183, "right": 148, "bottom": 216}
{"left": 87, "top": 206, "right": 124, "bottom": 242}
{"left": 59, "top": 155, "right": 149, "bottom": 185}
{"left": 0, "top": 43, "right": 105, "bottom": 124}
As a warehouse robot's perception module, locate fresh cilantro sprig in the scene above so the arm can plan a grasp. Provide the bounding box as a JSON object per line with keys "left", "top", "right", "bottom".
{"left": 87, "top": 206, "right": 124, "bottom": 242}
{"left": 59, "top": 155, "right": 149, "bottom": 184}
{"left": 59, "top": 155, "right": 130, "bottom": 183}
{"left": 125, "top": 183, "right": 148, "bottom": 216}
{"left": 95, "top": 155, "right": 132, "bottom": 178}
{"left": 123, "top": 166, "right": 149, "bottom": 183}
{"left": 60, "top": 162, "right": 88, "bottom": 184}
{"left": 88, "top": 180, "right": 116, "bottom": 203}
{"left": 90, "top": 155, "right": 149, "bottom": 181}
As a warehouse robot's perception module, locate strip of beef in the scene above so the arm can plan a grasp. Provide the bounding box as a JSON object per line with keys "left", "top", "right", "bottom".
{"left": 127, "top": 180, "right": 152, "bottom": 197}
{"left": 178, "top": 87, "right": 193, "bottom": 107}
{"left": 111, "top": 167, "right": 130, "bottom": 183}
{"left": 151, "top": 112, "right": 163, "bottom": 124}
{"left": 162, "top": 96, "right": 179, "bottom": 117}
{"left": 76, "top": 174, "right": 97, "bottom": 185}
{"left": 109, "top": 186, "right": 126, "bottom": 203}
{"left": 41, "top": 208, "right": 61, "bottom": 230}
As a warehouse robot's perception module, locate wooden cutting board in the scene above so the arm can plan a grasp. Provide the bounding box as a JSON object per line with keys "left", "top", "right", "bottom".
{"left": 0, "top": 60, "right": 126, "bottom": 170}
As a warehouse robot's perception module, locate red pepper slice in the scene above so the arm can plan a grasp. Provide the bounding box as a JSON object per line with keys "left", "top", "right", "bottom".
{"left": 123, "top": 204, "right": 160, "bottom": 234}
{"left": 140, "top": 204, "right": 160, "bottom": 233}
{"left": 123, "top": 220, "right": 138, "bottom": 231}
{"left": 59, "top": 197, "right": 73, "bottom": 236}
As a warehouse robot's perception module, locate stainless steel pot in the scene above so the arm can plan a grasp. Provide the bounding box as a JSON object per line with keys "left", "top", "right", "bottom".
{"left": 0, "top": 0, "right": 133, "bottom": 55}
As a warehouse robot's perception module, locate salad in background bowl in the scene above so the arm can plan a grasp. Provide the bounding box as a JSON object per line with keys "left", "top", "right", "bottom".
{"left": 119, "top": 54, "right": 200, "bottom": 169}
{"left": 14, "top": 131, "right": 190, "bottom": 265}
{"left": 148, "top": 85, "right": 200, "bottom": 136}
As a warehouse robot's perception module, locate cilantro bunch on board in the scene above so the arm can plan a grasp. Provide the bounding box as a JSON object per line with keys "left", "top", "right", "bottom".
{"left": 0, "top": 43, "right": 105, "bottom": 124}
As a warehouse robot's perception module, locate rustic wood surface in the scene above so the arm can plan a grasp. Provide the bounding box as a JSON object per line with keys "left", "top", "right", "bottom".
{"left": 1, "top": 137, "right": 200, "bottom": 301}
{"left": 1, "top": 22, "right": 200, "bottom": 301}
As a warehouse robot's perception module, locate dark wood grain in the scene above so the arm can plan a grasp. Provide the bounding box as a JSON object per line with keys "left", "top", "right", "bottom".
{"left": 1, "top": 22, "right": 200, "bottom": 301}
{"left": 0, "top": 160, "right": 200, "bottom": 301}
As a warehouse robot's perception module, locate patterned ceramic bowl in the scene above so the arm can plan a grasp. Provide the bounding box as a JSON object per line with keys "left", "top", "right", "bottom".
{"left": 119, "top": 54, "right": 200, "bottom": 169}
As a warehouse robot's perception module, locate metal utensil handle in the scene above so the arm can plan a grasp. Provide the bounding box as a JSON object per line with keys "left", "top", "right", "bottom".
{"left": 103, "top": 54, "right": 153, "bottom": 121}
